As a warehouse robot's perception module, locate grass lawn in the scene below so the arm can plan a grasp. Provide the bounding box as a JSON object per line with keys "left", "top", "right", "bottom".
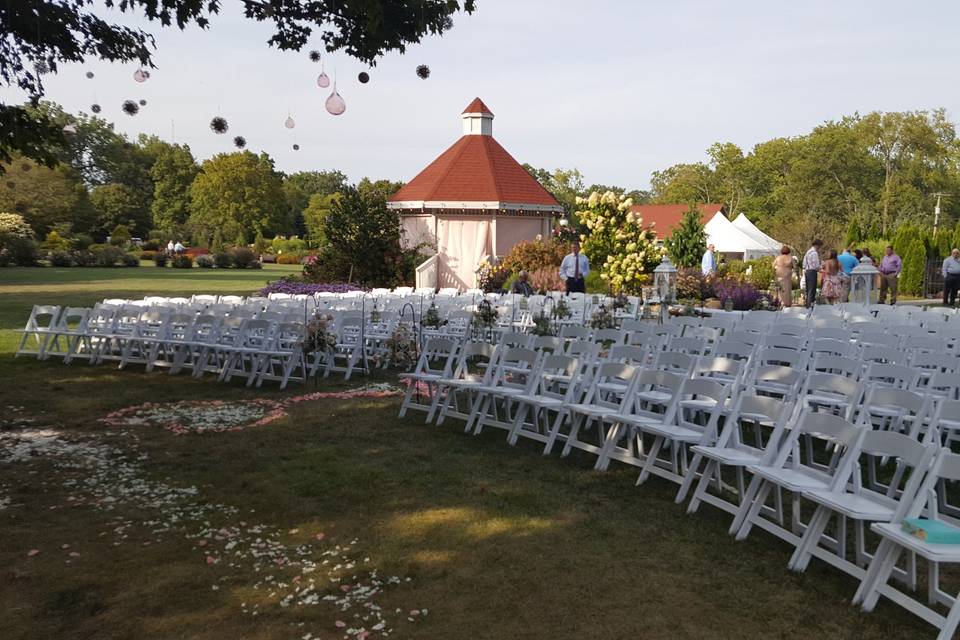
{"left": 0, "top": 266, "right": 936, "bottom": 639}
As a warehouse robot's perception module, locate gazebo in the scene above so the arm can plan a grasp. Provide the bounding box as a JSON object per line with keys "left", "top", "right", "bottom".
{"left": 388, "top": 98, "right": 563, "bottom": 290}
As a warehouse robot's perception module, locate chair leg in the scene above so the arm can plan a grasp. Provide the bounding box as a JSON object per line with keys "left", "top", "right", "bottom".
{"left": 731, "top": 476, "right": 768, "bottom": 538}
{"left": 855, "top": 538, "right": 899, "bottom": 608}
{"left": 542, "top": 409, "right": 568, "bottom": 455}
{"left": 687, "top": 459, "right": 718, "bottom": 514}
{"left": 637, "top": 435, "right": 665, "bottom": 485}
{"left": 789, "top": 506, "right": 831, "bottom": 572}
{"left": 675, "top": 453, "right": 704, "bottom": 504}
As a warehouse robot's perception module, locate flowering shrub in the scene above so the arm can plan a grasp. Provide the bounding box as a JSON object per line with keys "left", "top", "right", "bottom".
{"left": 529, "top": 267, "right": 564, "bottom": 293}
{"left": 577, "top": 191, "right": 661, "bottom": 293}
{"left": 257, "top": 277, "right": 363, "bottom": 297}
{"left": 476, "top": 258, "right": 510, "bottom": 293}
{"left": 499, "top": 238, "right": 568, "bottom": 274}
{"left": 714, "top": 278, "right": 764, "bottom": 311}
{"left": 195, "top": 254, "right": 215, "bottom": 268}
{"left": 0, "top": 212, "right": 36, "bottom": 266}
{"left": 676, "top": 268, "right": 716, "bottom": 300}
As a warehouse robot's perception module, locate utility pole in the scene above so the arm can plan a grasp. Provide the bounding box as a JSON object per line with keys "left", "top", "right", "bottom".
{"left": 933, "top": 192, "right": 951, "bottom": 233}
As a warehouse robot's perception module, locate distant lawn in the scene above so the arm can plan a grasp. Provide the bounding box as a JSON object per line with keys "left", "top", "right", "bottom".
{"left": 0, "top": 264, "right": 299, "bottom": 352}
{"left": 0, "top": 263, "right": 937, "bottom": 640}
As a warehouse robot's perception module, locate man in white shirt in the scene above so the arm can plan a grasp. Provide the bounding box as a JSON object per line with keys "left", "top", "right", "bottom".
{"left": 701, "top": 244, "right": 716, "bottom": 276}
{"left": 559, "top": 240, "right": 589, "bottom": 294}
{"left": 802, "top": 239, "right": 822, "bottom": 308}
{"left": 173, "top": 240, "right": 185, "bottom": 254}
{"left": 166, "top": 240, "right": 175, "bottom": 254}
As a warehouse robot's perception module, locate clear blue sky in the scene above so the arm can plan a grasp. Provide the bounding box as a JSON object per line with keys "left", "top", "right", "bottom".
{"left": 6, "top": 0, "right": 960, "bottom": 189}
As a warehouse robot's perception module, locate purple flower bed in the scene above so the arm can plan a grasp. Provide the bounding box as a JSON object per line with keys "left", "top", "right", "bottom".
{"left": 714, "top": 278, "right": 763, "bottom": 311}
{"left": 258, "top": 278, "right": 365, "bottom": 296}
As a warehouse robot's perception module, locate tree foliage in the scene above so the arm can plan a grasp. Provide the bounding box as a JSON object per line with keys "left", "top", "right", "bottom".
{"left": 0, "top": 156, "right": 95, "bottom": 236}
{"left": 0, "top": 212, "right": 36, "bottom": 265}
{"left": 664, "top": 207, "right": 707, "bottom": 268}
{"left": 900, "top": 236, "right": 927, "bottom": 295}
{"left": 652, "top": 109, "right": 960, "bottom": 251}
{"left": 90, "top": 183, "right": 150, "bottom": 235}
{"left": 188, "top": 151, "right": 286, "bottom": 240}
{"left": 307, "top": 184, "right": 409, "bottom": 286}
{"left": 151, "top": 143, "right": 198, "bottom": 232}
{"left": 302, "top": 193, "right": 338, "bottom": 245}
{"left": 1, "top": 0, "right": 475, "bottom": 167}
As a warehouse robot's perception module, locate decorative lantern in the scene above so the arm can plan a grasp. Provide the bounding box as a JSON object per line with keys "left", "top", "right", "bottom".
{"left": 850, "top": 261, "right": 880, "bottom": 305}
{"left": 653, "top": 256, "right": 678, "bottom": 323}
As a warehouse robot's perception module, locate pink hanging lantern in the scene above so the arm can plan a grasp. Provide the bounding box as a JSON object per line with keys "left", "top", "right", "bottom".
{"left": 325, "top": 85, "right": 346, "bottom": 116}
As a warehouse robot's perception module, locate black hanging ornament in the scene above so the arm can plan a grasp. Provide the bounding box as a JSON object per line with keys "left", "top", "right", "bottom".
{"left": 233, "top": 136, "right": 246, "bottom": 149}
{"left": 139, "top": 99, "right": 147, "bottom": 106}
{"left": 90, "top": 104, "right": 101, "bottom": 114}
{"left": 416, "top": 64, "right": 431, "bottom": 79}
{"left": 358, "top": 72, "right": 369, "bottom": 84}
{"left": 210, "top": 117, "right": 229, "bottom": 134}
{"left": 21, "top": 162, "right": 31, "bottom": 172}
{"left": 85, "top": 71, "right": 95, "bottom": 79}
{"left": 292, "top": 144, "right": 300, "bottom": 151}
{"left": 6, "top": 181, "right": 15, "bottom": 189}
{"left": 122, "top": 100, "right": 139, "bottom": 115}
{"left": 309, "top": 50, "right": 322, "bottom": 62}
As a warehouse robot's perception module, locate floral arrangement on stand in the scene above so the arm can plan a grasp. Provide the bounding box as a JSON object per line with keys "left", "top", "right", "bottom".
{"left": 421, "top": 302, "right": 447, "bottom": 330}
{"left": 530, "top": 311, "right": 555, "bottom": 336}
{"left": 304, "top": 312, "right": 337, "bottom": 354}
{"left": 386, "top": 323, "right": 417, "bottom": 370}
{"left": 589, "top": 304, "right": 616, "bottom": 330}
{"left": 551, "top": 296, "right": 572, "bottom": 320}
{"left": 476, "top": 258, "right": 510, "bottom": 293}
{"left": 611, "top": 292, "right": 632, "bottom": 314}
{"left": 368, "top": 300, "right": 382, "bottom": 325}
{"left": 472, "top": 299, "right": 499, "bottom": 334}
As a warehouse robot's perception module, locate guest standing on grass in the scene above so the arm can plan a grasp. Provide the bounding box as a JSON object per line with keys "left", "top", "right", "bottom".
{"left": 820, "top": 250, "right": 842, "bottom": 304}
{"left": 167, "top": 240, "right": 175, "bottom": 254}
{"left": 837, "top": 247, "right": 859, "bottom": 303}
{"left": 701, "top": 244, "right": 717, "bottom": 276}
{"left": 803, "top": 239, "right": 823, "bottom": 308}
{"left": 559, "top": 240, "right": 589, "bottom": 294}
{"left": 943, "top": 248, "right": 960, "bottom": 307}
{"left": 772, "top": 246, "right": 794, "bottom": 308}
{"left": 878, "top": 245, "right": 902, "bottom": 305}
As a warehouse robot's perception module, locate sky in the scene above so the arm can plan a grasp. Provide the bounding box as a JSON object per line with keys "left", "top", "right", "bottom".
{"left": 6, "top": 0, "right": 960, "bottom": 189}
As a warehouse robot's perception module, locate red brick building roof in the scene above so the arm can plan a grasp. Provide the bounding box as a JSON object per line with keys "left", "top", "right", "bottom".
{"left": 631, "top": 203, "right": 725, "bottom": 239}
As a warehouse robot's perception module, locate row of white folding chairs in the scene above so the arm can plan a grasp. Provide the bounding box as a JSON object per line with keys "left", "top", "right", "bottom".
{"left": 399, "top": 340, "right": 960, "bottom": 638}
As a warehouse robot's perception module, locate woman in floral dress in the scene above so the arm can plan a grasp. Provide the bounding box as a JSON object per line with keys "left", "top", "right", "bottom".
{"left": 820, "top": 250, "right": 842, "bottom": 304}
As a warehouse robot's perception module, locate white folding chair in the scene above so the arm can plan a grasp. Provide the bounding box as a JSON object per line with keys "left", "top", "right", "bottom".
{"left": 398, "top": 338, "right": 458, "bottom": 420}
{"left": 15, "top": 305, "right": 60, "bottom": 359}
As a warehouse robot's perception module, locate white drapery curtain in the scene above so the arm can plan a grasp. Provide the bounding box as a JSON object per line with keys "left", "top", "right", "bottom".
{"left": 437, "top": 217, "right": 491, "bottom": 290}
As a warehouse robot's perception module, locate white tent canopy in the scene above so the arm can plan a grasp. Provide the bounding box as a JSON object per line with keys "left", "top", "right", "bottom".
{"left": 704, "top": 212, "right": 778, "bottom": 261}
{"left": 731, "top": 213, "right": 783, "bottom": 253}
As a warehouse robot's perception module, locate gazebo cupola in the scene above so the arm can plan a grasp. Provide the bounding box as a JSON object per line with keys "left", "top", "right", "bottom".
{"left": 461, "top": 98, "right": 494, "bottom": 136}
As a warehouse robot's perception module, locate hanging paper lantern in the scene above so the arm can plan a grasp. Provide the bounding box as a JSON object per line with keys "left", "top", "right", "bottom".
{"left": 284, "top": 116, "right": 296, "bottom": 129}
{"left": 122, "top": 100, "right": 140, "bottom": 115}
{"left": 233, "top": 136, "right": 246, "bottom": 149}
{"left": 317, "top": 72, "right": 330, "bottom": 88}
{"left": 62, "top": 124, "right": 77, "bottom": 135}
{"left": 358, "top": 72, "right": 369, "bottom": 84}
{"left": 85, "top": 71, "right": 95, "bottom": 79}
{"left": 292, "top": 144, "right": 300, "bottom": 151}
{"left": 133, "top": 69, "right": 148, "bottom": 83}
{"left": 90, "top": 104, "right": 102, "bottom": 114}
{"left": 138, "top": 99, "right": 147, "bottom": 106}
{"left": 309, "top": 50, "right": 321, "bottom": 62}
{"left": 325, "top": 86, "right": 346, "bottom": 116}
{"left": 416, "top": 65, "right": 431, "bottom": 79}
{"left": 210, "top": 117, "right": 229, "bottom": 134}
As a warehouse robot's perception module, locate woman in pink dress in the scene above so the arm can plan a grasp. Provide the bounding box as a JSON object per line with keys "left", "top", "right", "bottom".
{"left": 820, "top": 250, "right": 842, "bottom": 304}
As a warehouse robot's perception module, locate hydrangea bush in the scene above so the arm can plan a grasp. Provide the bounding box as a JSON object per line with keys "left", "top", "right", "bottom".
{"left": 576, "top": 191, "right": 661, "bottom": 294}
{"left": 0, "top": 212, "right": 36, "bottom": 266}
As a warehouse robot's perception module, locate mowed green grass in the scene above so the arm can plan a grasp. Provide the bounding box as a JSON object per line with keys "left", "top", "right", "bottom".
{"left": 0, "top": 266, "right": 935, "bottom": 639}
